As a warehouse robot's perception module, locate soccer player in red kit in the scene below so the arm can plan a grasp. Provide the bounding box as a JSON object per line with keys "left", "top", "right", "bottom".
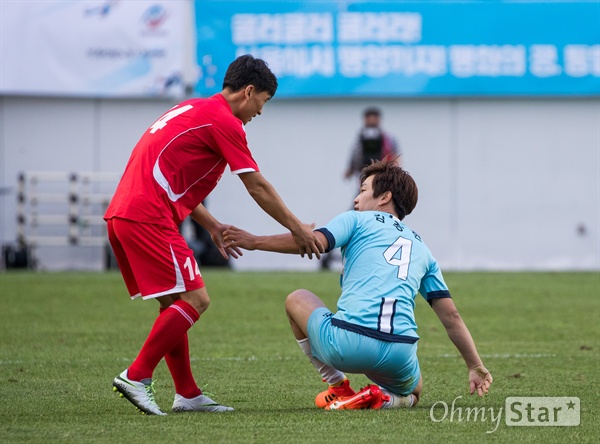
{"left": 105, "top": 55, "right": 323, "bottom": 415}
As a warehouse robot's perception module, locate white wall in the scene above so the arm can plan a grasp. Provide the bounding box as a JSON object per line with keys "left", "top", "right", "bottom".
{"left": 1, "top": 95, "right": 598, "bottom": 270}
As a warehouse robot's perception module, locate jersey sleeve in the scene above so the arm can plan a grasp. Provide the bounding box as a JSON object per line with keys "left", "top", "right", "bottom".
{"left": 316, "top": 211, "right": 359, "bottom": 252}
{"left": 419, "top": 258, "right": 451, "bottom": 306}
{"left": 211, "top": 117, "right": 259, "bottom": 174}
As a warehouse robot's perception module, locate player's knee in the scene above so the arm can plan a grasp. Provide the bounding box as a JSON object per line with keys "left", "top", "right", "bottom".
{"left": 285, "top": 289, "right": 309, "bottom": 314}
{"left": 181, "top": 289, "right": 210, "bottom": 315}
{"left": 284, "top": 290, "right": 300, "bottom": 311}
{"left": 194, "top": 293, "right": 210, "bottom": 314}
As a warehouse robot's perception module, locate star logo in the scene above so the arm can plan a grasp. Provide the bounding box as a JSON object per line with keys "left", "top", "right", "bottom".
{"left": 566, "top": 400, "right": 576, "bottom": 410}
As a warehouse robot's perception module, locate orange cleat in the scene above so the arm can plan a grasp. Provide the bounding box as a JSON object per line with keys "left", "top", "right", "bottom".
{"left": 314, "top": 379, "right": 356, "bottom": 409}
{"left": 325, "top": 384, "right": 390, "bottom": 410}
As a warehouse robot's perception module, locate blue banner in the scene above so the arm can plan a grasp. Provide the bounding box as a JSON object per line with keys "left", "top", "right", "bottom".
{"left": 194, "top": 1, "right": 600, "bottom": 97}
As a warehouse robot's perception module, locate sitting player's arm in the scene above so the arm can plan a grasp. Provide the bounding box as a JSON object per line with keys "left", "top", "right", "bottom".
{"left": 431, "top": 298, "right": 493, "bottom": 396}
{"left": 238, "top": 171, "right": 323, "bottom": 259}
{"left": 190, "top": 203, "right": 242, "bottom": 259}
{"left": 224, "top": 226, "right": 329, "bottom": 255}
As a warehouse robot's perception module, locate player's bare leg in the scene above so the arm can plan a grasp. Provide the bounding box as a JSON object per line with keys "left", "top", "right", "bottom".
{"left": 285, "top": 289, "right": 354, "bottom": 407}
{"left": 285, "top": 289, "right": 327, "bottom": 340}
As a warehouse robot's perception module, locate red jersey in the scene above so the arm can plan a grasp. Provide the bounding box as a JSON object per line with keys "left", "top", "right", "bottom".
{"left": 105, "top": 94, "right": 259, "bottom": 227}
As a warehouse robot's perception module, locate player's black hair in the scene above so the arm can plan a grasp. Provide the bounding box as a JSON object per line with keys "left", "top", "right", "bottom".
{"left": 360, "top": 157, "right": 418, "bottom": 220}
{"left": 222, "top": 54, "right": 278, "bottom": 97}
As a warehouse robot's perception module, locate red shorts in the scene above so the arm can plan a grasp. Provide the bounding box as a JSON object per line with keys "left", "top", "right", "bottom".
{"left": 106, "top": 218, "right": 205, "bottom": 300}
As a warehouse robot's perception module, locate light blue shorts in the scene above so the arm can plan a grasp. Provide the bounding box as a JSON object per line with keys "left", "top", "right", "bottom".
{"left": 307, "top": 307, "right": 420, "bottom": 396}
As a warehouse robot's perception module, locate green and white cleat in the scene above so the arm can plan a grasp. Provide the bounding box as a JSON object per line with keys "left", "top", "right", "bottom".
{"left": 172, "top": 393, "right": 234, "bottom": 413}
{"left": 112, "top": 370, "right": 166, "bottom": 416}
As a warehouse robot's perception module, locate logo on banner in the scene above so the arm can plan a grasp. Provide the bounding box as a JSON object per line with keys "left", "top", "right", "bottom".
{"left": 141, "top": 5, "right": 168, "bottom": 32}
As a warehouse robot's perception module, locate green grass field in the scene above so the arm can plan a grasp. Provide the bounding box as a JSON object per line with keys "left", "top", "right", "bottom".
{"left": 0, "top": 270, "right": 598, "bottom": 443}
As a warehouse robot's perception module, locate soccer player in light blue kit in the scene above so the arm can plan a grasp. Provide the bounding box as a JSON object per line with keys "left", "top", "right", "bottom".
{"left": 224, "top": 159, "right": 493, "bottom": 409}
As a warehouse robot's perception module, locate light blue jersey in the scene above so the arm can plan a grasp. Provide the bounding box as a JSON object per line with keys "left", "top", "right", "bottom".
{"left": 317, "top": 210, "right": 450, "bottom": 342}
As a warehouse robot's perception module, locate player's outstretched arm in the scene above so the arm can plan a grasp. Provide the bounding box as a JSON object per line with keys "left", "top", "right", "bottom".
{"left": 431, "top": 298, "right": 493, "bottom": 397}
{"left": 190, "top": 203, "right": 243, "bottom": 259}
{"left": 238, "top": 171, "right": 323, "bottom": 259}
{"left": 224, "top": 226, "right": 329, "bottom": 255}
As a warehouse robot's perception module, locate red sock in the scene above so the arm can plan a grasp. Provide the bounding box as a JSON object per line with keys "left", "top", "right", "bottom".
{"left": 128, "top": 300, "right": 200, "bottom": 382}
{"left": 160, "top": 308, "right": 202, "bottom": 399}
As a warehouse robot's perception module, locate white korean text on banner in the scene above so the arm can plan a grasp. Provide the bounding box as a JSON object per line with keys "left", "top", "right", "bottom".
{"left": 0, "top": 1, "right": 187, "bottom": 98}
{"left": 194, "top": 0, "right": 600, "bottom": 97}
